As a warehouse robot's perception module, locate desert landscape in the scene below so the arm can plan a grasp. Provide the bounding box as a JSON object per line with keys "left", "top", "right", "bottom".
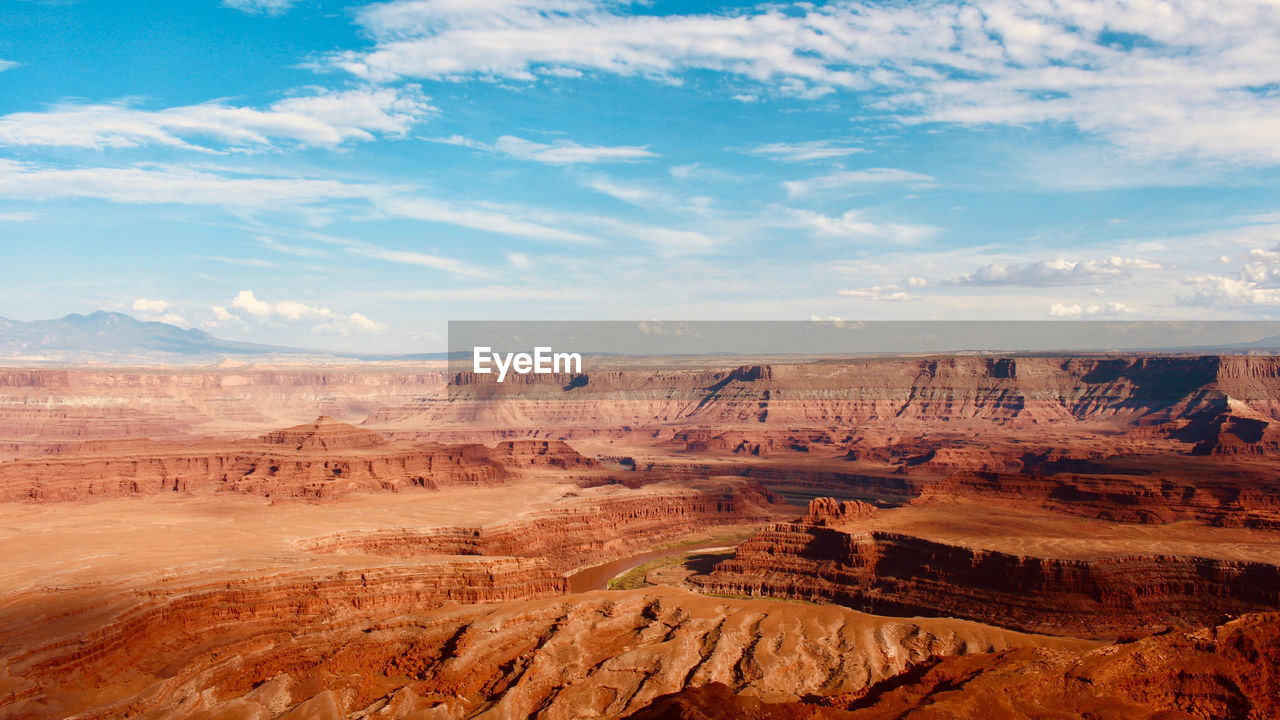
{"left": 1, "top": 353, "right": 1277, "bottom": 720}
{"left": 6, "top": 0, "right": 1280, "bottom": 716}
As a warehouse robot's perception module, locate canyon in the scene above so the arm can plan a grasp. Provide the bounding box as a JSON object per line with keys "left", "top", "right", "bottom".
{"left": 2, "top": 353, "right": 1279, "bottom": 719}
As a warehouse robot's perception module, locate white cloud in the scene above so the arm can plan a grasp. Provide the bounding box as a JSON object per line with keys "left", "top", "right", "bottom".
{"left": 0, "top": 86, "right": 432, "bottom": 151}
{"left": 0, "top": 211, "right": 35, "bottom": 222}
{"left": 906, "top": 276, "right": 927, "bottom": 287}
{"left": 505, "top": 252, "right": 532, "bottom": 268}
{"left": 1048, "top": 302, "right": 1135, "bottom": 318}
{"left": 949, "top": 257, "right": 1162, "bottom": 287}
{"left": 348, "top": 312, "right": 387, "bottom": 332}
{"left": 1182, "top": 246, "right": 1280, "bottom": 307}
{"left": 586, "top": 177, "right": 662, "bottom": 206}
{"left": 1183, "top": 275, "right": 1280, "bottom": 306}
{"left": 838, "top": 285, "right": 911, "bottom": 302}
{"left": 132, "top": 298, "right": 169, "bottom": 313}
{"left": 131, "top": 298, "right": 189, "bottom": 327}
{"left": 223, "top": 0, "right": 298, "bottom": 15}
{"left": 331, "top": 0, "right": 1280, "bottom": 163}
{"left": 232, "top": 290, "right": 273, "bottom": 318}
{"left": 784, "top": 168, "right": 936, "bottom": 197}
{"left": 228, "top": 290, "right": 386, "bottom": 333}
{"left": 432, "top": 134, "right": 656, "bottom": 164}
{"left": 0, "top": 60, "right": 16, "bottom": 73}
{"left": 209, "top": 306, "right": 240, "bottom": 326}
{"left": 746, "top": 141, "right": 867, "bottom": 163}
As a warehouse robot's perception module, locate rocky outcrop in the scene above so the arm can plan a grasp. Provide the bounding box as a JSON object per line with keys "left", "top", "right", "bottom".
{"left": 1, "top": 558, "right": 566, "bottom": 720}
{"left": 694, "top": 502, "right": 1280, "bottom": 638}
{"left": 299, "top": 480, "right": 781, "bottom": 572}
{"left": 491, "top": 439, "right": 601, "bottom": 469}
{"left": 0, "top": 587, "right": 1092, "bottom": 720}
{"left": 625, "top": 612, "right": 1280, "bottom": 719}
{"left": 806, "top": 497, "right": 877, "bottom": 525}
{"left": 0, "top": 418, "right": 606, "bottom": 501}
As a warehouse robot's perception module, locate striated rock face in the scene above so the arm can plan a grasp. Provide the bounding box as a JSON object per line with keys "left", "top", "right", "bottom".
{"left": 300, "top": 480, "right": 781, "bottom": 572}
{"left": 375, "top": 355, "right": 1280, "bottom": 440}
{"left": 0, "top": 417, "right": 605, "bottom": 501}
{"left": 0, "top": 587, "right": 1092, "bottom": 720}
{"left": 695, "top": 502, "right": 1280, "bottom": 638}
{"left": 920, "top": 468, "right": 1280, "bottom": 527}
{"left": 806, "top": 497, "right": 877, "bottom": 525}
{"left": 491, "top": 439, "right": 601, "bottom": 469}
{"left": 624, "top": 612, "right": 1280, "bottom": 720}
{"left": 1, "top": 558, "right": 567, "bottom": 720}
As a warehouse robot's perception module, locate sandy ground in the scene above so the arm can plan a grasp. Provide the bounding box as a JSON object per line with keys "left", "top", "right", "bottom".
{"left": 0, "top": 480, "right": 582, "bottom": 594}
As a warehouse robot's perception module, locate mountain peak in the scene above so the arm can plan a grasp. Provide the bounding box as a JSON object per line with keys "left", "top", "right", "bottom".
{"left": 0, "top": 311, "right": 314, "bottom": 362}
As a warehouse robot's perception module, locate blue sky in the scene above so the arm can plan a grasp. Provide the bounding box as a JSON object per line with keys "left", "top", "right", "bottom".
{"left": 1, "top": 0, "right": 1279, "bottom": 352}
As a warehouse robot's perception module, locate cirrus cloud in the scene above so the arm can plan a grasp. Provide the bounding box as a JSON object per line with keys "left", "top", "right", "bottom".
{"left": 0, "top": 86, "right": 433, "bottom": 152}
{"left": 330, "top": 0, "right": 1280, "bottom": 164}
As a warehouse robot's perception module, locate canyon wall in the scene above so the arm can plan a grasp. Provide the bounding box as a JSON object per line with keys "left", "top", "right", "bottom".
{"left": 301, "top": 479, "right": 782, "bottom": 572}
{"left": 694, "top": 500, "right": 1280, "bottom": 638}
{"left": 0, "top": 418, "right": 603, "bottom": 502}
{"left": 381, "top": 355, "right": 1280, "bottom": 436}
{"left": 5, "top": 355, "right": 1279, "bottom": 458}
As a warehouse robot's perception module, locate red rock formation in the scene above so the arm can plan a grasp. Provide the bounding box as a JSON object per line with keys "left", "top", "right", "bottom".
{"left": 0, "top": 417, "right": 606, "bottom": 501}
{"left": 695, "top": 501, "right": 1280, "bottom": 638}
{"left": 300, "top": 480, "right": 781, "bottom": 571}
{"left": 1, "top": 558, "right": 566, "bottom": 720}
{"left": 490, "top": 439, "right": 600, "bottom": 468}
{"left": 919, "top": 466, "right": 1280, "bottom": 527}
{"left": 0, "top": 587, "right": 1090, "bottom": 720}
{"left": 806, "top": 496, "right": 877, "bottom": 525}
{"left": 626, "top": 612, "right": 1280, "bottom": 719}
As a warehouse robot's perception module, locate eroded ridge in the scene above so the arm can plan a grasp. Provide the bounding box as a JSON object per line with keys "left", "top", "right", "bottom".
{"left": 694, "top": 498, "right": 1280, "bottom": 638}
{"left": 0, "top": 587, "right": 1094, "bottom": 720}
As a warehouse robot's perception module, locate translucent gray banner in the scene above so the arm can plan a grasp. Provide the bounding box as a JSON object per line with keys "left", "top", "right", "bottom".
{"left": 446, "top": 320, "right": 1280, "bottom": 399}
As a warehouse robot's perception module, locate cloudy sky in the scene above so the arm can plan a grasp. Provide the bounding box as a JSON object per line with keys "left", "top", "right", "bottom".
{"left": 1, "top": 0, "right": 1279, "bottom": 352}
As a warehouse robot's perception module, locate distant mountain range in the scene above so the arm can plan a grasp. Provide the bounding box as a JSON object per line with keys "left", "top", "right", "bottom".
{"left": 0, "top": 311, "right": 1278, "bottom": 366}
{"left": 0, "top": 311, "right": 444, "bottom": 364}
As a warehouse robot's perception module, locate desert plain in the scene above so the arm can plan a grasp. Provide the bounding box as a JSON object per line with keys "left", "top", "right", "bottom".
{"left": 1, "top": 354, "right": 1279, "bottom": 719}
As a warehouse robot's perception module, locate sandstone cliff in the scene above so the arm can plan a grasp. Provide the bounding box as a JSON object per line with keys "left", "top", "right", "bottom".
{"left": 694, "top": 499, "right": 1280, "bottom": 638}
{"left": 0, "top": 417, "right": 605, "bottom": 501}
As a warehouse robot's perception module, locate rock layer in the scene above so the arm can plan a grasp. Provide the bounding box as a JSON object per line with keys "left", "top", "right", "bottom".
{"left": 0, "top": 418, "right": 604, "bottom": 501}
{"left": 695, "top": 500, "right": 1280, "bottom": 638}
{"left": 626, "top": 612, "right": 1280, "bottom": 720}
{"left": 0, "top": 587, "right": 1092, "bottom": 720}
